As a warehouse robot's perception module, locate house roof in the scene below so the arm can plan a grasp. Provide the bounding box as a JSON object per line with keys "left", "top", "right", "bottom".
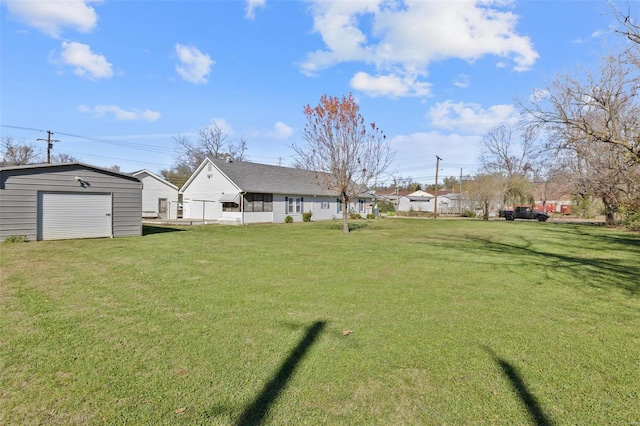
{"left": 182, "top": 157, "right": 373, "bottom": 198}
{"left": 132, "top": 169, "right": 179, "bottom": 191}
{"left": 0, "top": 162, "right": 141, "bottom": 183}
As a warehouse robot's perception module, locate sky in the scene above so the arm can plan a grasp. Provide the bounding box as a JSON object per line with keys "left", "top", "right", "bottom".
{"left": 1, "top": 0, "right": 637, "bottom": 187}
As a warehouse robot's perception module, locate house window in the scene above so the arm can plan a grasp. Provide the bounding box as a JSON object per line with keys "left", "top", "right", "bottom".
{"left": 321, "top": 201, "right": 329, "bottom": 209}
{"left": 244, "top": 193, "right": 273, "bottom": 212}
{"left": 358, "top": 199, "right": 365, "bottom": 212}
{"left": 286, "top": 197, "right": 302, "bottom": 214}
{"left": 222, "top": 202, "right": 239, "bottom": 212}
{"left": 337, "top": 199, "right": 342, "bottom": 213}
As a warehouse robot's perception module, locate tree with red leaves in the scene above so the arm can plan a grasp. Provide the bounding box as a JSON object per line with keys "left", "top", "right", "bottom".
{"left": 294, "top": 93, "right": 394, "bottom": 233}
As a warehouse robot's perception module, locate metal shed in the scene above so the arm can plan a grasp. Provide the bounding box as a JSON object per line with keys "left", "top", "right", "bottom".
{"left": 0, "top": 163, "right": 142, "bottom": 242}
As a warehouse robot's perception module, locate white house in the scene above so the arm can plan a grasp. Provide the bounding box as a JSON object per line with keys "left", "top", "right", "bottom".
{"left": 132, "top": 169, "right": 179, "bottom": 219}
{"left": 397, "top": 190, "right": 435, "bottom": 212}
{"left": 397, "top": 190, "right": 458, "bottom": 214}
{"left": 180, "top": 158, "right": 373, "bottom": 224}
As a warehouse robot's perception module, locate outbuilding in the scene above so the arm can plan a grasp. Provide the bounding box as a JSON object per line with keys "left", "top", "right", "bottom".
{"left": 132, "top": 169, "right": 179, "bottom": 219}
{"left": 0, "top": 162, "right": 142, "bottom": 242}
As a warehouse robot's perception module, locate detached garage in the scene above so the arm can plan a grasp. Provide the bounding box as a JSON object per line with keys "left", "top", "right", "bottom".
{"left": 0, "top": 163, "right": 142, "bottom": 242}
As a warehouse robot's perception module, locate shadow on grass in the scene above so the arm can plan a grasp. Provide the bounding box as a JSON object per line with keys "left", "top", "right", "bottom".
{"left": 483, "top": 346, "right": 554, "bottom": 426}
{"left": 318, "top": 221, "right": 371, "bottom": 232}
{"left": 465, "top": 232, "right": 640, "bottom": 296}
{"left": 236, "top": 320, "right": 326, "bottom": 426}
{"left": 548, "top": 222, "right": 640, "bottom": 250}
{"left": 142, "top": 225, "right": 186, "bottom": 236}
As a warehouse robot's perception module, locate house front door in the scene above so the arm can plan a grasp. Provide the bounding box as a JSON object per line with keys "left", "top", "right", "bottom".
{"left": 158, "top": 198, "right": 168, "bottom": 219}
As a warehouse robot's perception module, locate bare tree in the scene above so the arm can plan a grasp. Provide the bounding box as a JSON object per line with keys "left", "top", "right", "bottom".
{"left": 228, "top": 136, "right": 248, "bottom": 162}
{"left": 479, "top": 123, "right": 545, "bottom": 209}
{"left": 467, "top": 173, "right": 507, "bottom": 220}
{"left": 520, "top": 55, "right": 640, "bottom": 164}
{"left": 612, "top": 1, "right": 640, "bottom": 46}
{"left": 293, "top": 93, "right": 394, "bottom": 233}
{"left": 480, "top": 124, "right": 543, "bottom": 177}
{"left": 520, "top": 54, "right": 640, "bottom": 224}
{"left": 1, "top": 136, "right": 42, "bottom": 166}
{"left": 172, "top": 123, "right": 248, "bottom": 175}
{"left": 160, "top": 163, "right": 193, "bottom": 188}
{"left": 50, "top": 153, "right": 80, "bottom": 164}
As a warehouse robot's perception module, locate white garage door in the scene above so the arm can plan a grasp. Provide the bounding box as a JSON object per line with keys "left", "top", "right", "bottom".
{"left": 38, "top": 192, "right": 113, "bottom": 240}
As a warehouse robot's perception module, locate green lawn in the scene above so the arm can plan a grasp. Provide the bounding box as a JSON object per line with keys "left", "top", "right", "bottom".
{"left": 1, "top": 219, "right": 639, "bottom": 425}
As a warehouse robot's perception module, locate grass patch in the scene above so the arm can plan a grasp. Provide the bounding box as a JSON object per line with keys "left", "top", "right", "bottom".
{"left": 1, "top": 220, "right": 639, "bottom": 425}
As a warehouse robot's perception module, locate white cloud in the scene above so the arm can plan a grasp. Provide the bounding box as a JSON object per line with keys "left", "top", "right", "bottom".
{"left": 301, "top": 0, "right": 538, "bottom": 97}
{"left": 266, "top": 122, "right": 294, "bottom": 139}
{"left": 209, "top": 118, "right": 234, "bottom": 135}
{"left": 175, "top": 44, "right": 214, "bottom": 84}
{"left": 453, "top": 73, "right": 470, "bottom": 89}
{"left": 299, "top": 1, "right": 377, "bottom": 76}
{"left": 5, "top": 0, "right": 100, "bottom": 38}
{"left": 350, "top": 72, "right": 431, "bottom": 98}
{"left": 245, "top": 0, "right": 266, "bottom": 20}
{"left": 56, "top": 41, "right": 113, "bottom": 79}
{"left": 79, "top": 104, "right": 161, "bottom": 121}
{"left": 427, "top": 101, "right": 518, "bottom": 134}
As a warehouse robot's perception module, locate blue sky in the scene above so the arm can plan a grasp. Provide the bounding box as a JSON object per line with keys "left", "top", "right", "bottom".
{"left": 1, "top": 0, "right": 635, "bottom": 186}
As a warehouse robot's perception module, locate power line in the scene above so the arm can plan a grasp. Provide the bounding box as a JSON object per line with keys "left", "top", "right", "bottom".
{"left": 1, "top": 124, "right": 175, "bottom": 155}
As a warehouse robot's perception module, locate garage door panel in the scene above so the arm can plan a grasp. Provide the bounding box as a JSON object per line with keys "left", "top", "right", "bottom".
{"left": 38, "top": 192, "right": 112, "bottom": 240}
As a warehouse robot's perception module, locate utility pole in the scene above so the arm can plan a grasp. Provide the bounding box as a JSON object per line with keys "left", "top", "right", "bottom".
{"left": 37, "top": 131, "right": 60, "bottom": 164}
{"left": 434, "top": 155, "right": 442, "bottom": 218}
{"left": 459, "top": 168, "right": 463, "bottom": 214}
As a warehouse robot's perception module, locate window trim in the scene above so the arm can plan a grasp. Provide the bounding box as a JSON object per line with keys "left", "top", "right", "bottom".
{"left": 285, "top": 196, "right": 303, "bottom": 214}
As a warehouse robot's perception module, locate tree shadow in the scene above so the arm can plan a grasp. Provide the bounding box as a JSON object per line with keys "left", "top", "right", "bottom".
{"left": 142, "top": 225, "right": 186, "bottom": 236}
{"left": 483, "top": 346, "right": 554, "bottom": 426}
{"left": 462, "top": 233, "right": 640, "bottom": 296}
{"left": 236, "top": 320, "right": 326, "bottom": 426}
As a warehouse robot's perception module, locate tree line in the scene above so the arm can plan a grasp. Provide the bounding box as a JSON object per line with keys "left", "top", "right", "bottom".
{"left": 466, "top": 5, "right": 640, "bottom": 227}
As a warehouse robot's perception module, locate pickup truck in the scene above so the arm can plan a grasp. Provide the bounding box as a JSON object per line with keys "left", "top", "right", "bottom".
{"left": 502, "top": 206, "right": 549, "bottom": 222}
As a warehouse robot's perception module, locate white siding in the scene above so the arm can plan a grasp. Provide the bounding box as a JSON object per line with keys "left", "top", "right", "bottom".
{"left": 181, "top": 160, "right": 238, "bottom": 221}
{"left": 305, "top": 197, "right": 341, "bottom": 221}
{"left": 136, "top": 171, "right": 179, "bottom": 219}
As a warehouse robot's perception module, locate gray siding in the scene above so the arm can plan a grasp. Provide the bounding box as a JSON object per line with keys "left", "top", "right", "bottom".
{"left": 0, "top": 164, "right": 141, "bottom": 241}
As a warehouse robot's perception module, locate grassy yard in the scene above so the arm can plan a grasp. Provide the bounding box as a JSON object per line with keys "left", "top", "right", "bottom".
{"left": 1, "top": 219, "right": 639, "bottom": 425}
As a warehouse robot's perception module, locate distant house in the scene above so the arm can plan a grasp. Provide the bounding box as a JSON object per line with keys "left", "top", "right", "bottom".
{"left": 398, "top": 190, "right": 435, "bottom": 213}
{"left": 180, "top": 158, "right": 373, "bottom": 224}
{"left": 132, "top": 169, "right": 179, "bottom": 219}
{"left": 0, "top": 162, "right": 142, "bottom": 241}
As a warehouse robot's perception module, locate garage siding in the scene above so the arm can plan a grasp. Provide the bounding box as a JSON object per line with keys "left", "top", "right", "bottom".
{"left": 0, "top": 164, "right": 142, "bottom": 241}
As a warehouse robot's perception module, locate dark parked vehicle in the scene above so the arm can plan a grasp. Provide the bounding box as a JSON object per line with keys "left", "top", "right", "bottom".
{"left": 502, "top": 206, "right": 549, "bottom": 222}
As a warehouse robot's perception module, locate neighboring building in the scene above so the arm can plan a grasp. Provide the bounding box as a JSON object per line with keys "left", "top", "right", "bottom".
{"left": 0, "top": 163, "right": 142, "bottom": 242}
{"left": 132, "top": 169, "right": 179, "bottom": 219}
{"left": 398, "top": 190, "right": 435, "bottom": 213}
{"left": 180, "top": 158, "right": 373, "bottom": 224}
{"left": 533, "top": 182, "right": 573, "bottom": 214}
